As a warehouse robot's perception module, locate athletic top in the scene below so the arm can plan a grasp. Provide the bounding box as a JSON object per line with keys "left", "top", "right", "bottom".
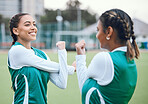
{"left": 76, "top": 46, "right": 137, "bottom": 104}
{"left": 8, "top": 42, "right": 74, "bottom": 104}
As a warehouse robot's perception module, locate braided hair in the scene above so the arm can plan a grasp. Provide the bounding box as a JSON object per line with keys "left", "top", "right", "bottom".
{"left": 9, "top": 13, "right": 29, "bottom": 45}
{"left": 99, "top": 9, "right": 140, "bottom": 60}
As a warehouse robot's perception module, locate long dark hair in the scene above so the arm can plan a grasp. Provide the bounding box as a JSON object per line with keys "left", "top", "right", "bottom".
{"left": 9, "top": 13, "right": 29, "bottom": 45}
{"left": 99, "top": 9, "right": 140, "bottom": 60}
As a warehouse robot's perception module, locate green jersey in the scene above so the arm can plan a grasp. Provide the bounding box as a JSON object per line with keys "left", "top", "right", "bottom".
{"left": 81, "top": 50, "right": 137, "bottom": 104}
{"left": 8, "top": 42, "right": 49, "bottom": 104}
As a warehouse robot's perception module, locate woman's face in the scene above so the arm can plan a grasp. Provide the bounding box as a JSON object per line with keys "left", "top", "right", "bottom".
{"left": 96, "top": 21, "right": 108, "bottom": 49}
{"left": 16, "top": 15, "right": 37, "bottom": 42}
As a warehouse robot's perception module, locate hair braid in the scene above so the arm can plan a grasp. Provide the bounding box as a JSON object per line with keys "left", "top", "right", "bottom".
{"left": 118, "top": 17, "right": 136, "bottom": 60}
{"left": 131, "top": 21, "right": 140, "bottom": 59}
{"left": 99, "top": 9, "right": 140, "bottom": 60}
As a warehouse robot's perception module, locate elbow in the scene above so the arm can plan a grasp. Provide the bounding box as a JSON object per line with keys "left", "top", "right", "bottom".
{"left": 56, "top": 80, "right": 67, "bottom": 89}
{"left": 60, "top": 82, "right": 67, "bottom": 89}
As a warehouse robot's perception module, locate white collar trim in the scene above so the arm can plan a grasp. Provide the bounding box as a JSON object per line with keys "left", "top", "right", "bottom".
{"left": 111, "top": 46, "right": 127, "bottom": 52}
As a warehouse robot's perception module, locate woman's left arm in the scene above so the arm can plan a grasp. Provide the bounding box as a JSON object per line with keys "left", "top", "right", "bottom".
{"left": 43, "top": 51, "right": 75, "bottom": 75}
{"left": 48, "top": 41, "right": 75, "bottom": 89}
{"left": 49, "top": 49, "right": 68, "bottom": 89}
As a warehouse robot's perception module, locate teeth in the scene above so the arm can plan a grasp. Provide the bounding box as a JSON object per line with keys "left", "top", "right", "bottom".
{"left": 30, "top": 33, "right": 36, "bottom": 35}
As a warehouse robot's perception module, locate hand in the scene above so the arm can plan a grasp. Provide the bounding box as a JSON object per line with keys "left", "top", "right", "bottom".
{"left": 72, "top": 61, "right": 76, "bottom": 72}
{"left": 56, "top": 41, "right": 65, "bottom": 50}
{"left": 75, "top": 40, "right": 86, "bottom": 55}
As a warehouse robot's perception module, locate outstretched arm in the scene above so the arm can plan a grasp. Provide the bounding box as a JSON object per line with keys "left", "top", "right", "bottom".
{"left": 8, "top": 42, "right": 74, "bottom": 74}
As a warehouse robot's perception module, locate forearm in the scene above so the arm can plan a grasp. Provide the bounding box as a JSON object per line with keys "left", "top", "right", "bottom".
{"left": 76, "top": 55, "right": 87, "bottom": 92}
{"left": 49, "top": 49, "right": 68, "bottom": 89}
{"left": 67, "top": 65, "right": 75, "bottom": 75}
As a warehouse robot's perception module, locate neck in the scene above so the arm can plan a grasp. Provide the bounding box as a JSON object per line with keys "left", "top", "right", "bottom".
{"left": 107, "top": 34, "right": 126, "bottom": 51}
{"left": 17, "top": 40, "right": 31, "bottom": 49}
{"left": 108, "top": 43, "right": 126, "bottom": 52}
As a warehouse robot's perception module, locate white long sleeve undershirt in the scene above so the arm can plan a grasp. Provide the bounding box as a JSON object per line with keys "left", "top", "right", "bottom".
{"left": 8, "top": 45, "right": 75, "bottom": 89}
{"left": 76, "top": 46, "right": 127, "bottom": 93}
{"left": 76, "top": 52, "right": 114, "bottom": 92}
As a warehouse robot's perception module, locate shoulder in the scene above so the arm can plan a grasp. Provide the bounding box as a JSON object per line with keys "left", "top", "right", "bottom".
{"left": 92, "top": 52, "right": 111, "bottom": 62}
{"left": 90, "top": 52, "right": 113, "bottom": 69}
{"left": 32, "top": 47, "right": 48, "bottom": 60}
{"left": 32, "top": 47, "right": 45, "bottom": 54}
{"left": 89, "top": 52, "right": 114, "bottom": 85}
{"left": 8, "top": 45, "right": 27, "bottom": 56}
{"left": 8, "top": 45, "right": 35, "bottom": 60}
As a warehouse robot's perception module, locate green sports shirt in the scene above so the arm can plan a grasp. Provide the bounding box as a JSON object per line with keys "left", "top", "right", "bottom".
{"left": 8, "top": 44, "right": 49, "bottom": 104}
{"left": 76, "top": 47, "right": 137, "bottom": 104}
{"left": 8, "top": 42, "right": 73, "bottom": 104}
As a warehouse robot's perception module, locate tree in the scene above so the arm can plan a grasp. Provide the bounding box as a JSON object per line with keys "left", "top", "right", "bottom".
{"left": 40, "top": 0, "right": 97, "bottom": 26}
{"left": 0, "top": 15, "right": 2, "bottom": 23}
{"left": 40, "top": 9, "right": 57, "bottom": 23}
{"left": 66, "top": 0, "right": 81, "bottom": 10}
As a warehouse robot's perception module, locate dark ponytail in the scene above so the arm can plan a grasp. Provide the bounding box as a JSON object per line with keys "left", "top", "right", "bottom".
{"left": 9, "top": 13, "right": 29, "bottom": 45}
{"left": 99, "top": 9, "right": 140, "bottom": 60}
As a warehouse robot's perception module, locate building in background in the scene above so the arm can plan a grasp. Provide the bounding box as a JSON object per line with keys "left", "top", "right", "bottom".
{"left": 0, "top": 0, "right": 44, "bottom": 21}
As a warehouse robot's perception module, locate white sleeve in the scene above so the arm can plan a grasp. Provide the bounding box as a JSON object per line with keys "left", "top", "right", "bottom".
{"left": 49, "top": 49, "right": 68, "bottom": 89}
{"left": 8, "top": 45, "right": 64, "bottom": 73}
{"left": 87, "top": 52, "right": 114, "bottom": 85}
{"left": 76, "top": 55, "right": 87, "bottom": 92}
{"left": 67, "top": 65, "right": 75, "bottom": 75}
{"left": 43, "top": 50, "right": 75, "bottom": 75}
{"left": 76, "top": 52, "right": 114, "bottom": 93}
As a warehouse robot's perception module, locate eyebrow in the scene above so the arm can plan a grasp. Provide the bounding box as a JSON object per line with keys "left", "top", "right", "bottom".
{"left": 24, "top": 21, "right": 36, "bottom": 24}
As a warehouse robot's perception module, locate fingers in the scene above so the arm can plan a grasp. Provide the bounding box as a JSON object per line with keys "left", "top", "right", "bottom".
{"left": 56, "top": 41, "right": 65, "bottom": 50}
{"left": 75, "top": 40, "right": 85, "bottom": 49}
{"left": 72, "top": 61, "right": 76, "bottom": 72}
{"left": 56, "top": 40, "right": 86, "bottom": 54}
{"left": 75, "top": 40, "right": 86, "bottom": 55}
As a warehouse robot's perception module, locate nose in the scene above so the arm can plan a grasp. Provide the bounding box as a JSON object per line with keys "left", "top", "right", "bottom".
{"left": 96, "top": 33, "right": 98, "bottom": 38}
{"left": 30, "top": 24, "right": 36, "bottom": 30}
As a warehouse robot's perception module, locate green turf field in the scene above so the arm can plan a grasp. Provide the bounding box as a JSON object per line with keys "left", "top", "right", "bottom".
{"left": 0, "top": 50, "right": 148, "bottom": 104}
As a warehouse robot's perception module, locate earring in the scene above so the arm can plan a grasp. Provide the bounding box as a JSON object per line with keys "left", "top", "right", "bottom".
{"left": 106, "top": 36, "right": 110, "bottom": 40}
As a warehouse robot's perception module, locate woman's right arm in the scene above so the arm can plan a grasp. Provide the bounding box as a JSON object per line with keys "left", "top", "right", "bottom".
{"left": 75, "top": 40, "right": 87, "bottom": 92}
{"left": 8, "top": 45, "right": 64, "bottom": 72}
{"left": 76, "top": 52, "right": 114, "bottom": 93}
{"left": 75, "top": 40, "right": 114, "bottom": 93}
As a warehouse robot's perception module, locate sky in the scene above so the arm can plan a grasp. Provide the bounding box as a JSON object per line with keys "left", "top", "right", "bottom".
{"left": 44, "top": 0, "right": 148, "bottom": 24}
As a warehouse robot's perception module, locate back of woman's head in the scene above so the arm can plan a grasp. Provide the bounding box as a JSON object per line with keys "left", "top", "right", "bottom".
{"left": 99, "top": 9, "right": 140, "bottom": 60}
{"left": 9, "top": 13, "right": 29, "bottom": 45}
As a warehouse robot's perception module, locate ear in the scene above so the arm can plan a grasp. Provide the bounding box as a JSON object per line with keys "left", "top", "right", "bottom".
{"left": 13, "top": 28, "right": 19, "bottom": 36}
{"left": 106, "top": 26, "right": 113, "bottom": 37}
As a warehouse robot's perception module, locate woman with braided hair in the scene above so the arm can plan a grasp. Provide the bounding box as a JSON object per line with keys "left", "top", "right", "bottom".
{"left": 74, "top": 9, "right": 140, "bottom": 104}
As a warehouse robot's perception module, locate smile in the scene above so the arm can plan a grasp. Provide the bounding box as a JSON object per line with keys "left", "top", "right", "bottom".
{"left": 29, "top": 32, "right": 36, "bottom": 36}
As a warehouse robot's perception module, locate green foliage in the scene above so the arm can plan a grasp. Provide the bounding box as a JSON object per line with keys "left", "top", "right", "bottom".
{"left": 40, "top": 9, "right": 58, "bottom": 23}
{"left": 40, "top": 0, "right": 97, "bottom": 26}
{"left": 66, "top": 0, "right": 81, "bottom": 10}
{"left": 0, "top": 14, "right": 3, "bottom": 23}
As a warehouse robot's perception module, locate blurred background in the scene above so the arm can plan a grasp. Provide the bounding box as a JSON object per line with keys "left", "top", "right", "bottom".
{"left": 0, "top": 0, "right": 148, "bottom": 104}
{"left": 0, "top": 0, "right": 148, "bottom": 50}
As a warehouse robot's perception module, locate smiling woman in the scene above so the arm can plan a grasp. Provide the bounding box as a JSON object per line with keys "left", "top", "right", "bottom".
{"left": 8, "top": 13, "right": 75, "bottom": 104}
{"left": 11, "top": 14, "right": 37, "bottom": 49}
